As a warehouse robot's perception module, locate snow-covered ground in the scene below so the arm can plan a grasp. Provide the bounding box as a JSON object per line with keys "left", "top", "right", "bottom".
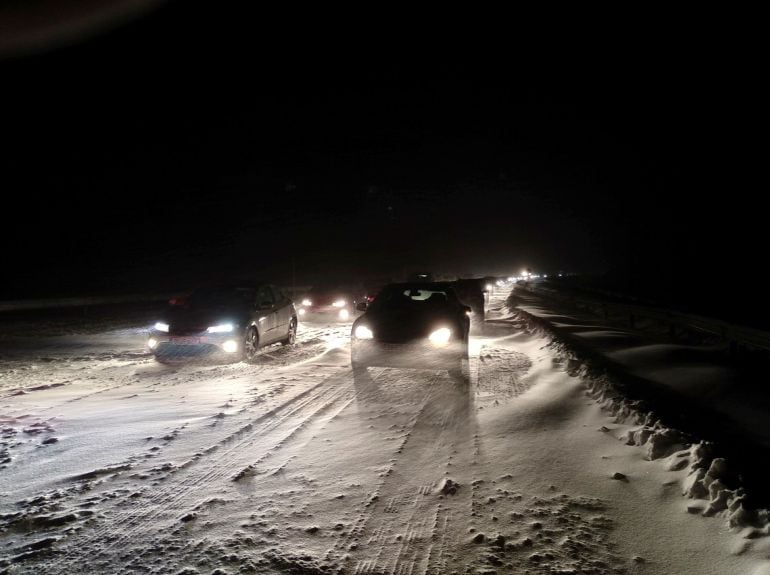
{"left": 1, "top": 291, "right": 769, "bottom": 574}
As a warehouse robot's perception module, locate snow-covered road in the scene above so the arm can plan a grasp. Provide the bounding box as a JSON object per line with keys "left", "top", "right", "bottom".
{"left": 1, "top": 292, "right": 768, "bottom": 574}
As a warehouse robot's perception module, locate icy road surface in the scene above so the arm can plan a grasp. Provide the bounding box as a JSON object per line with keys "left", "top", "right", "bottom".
{"left": 1, "top": 293, "right": 768, "bottom": 574}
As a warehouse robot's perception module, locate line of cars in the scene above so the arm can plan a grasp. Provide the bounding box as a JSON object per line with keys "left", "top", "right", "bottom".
{"left": 147, "top": 275, "right": 504, "bottom": 382}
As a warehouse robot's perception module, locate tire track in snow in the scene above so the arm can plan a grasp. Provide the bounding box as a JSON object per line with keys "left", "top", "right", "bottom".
{"left": 40, "top": 365, "right": 354, "bottom": 574}
{"left": 345, "top": 373, "right": 477, "bottom": 575}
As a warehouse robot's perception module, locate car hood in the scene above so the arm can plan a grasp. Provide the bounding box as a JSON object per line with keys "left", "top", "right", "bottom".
{"left": 163, "top": 306, "right": 250, "bottom": 334}
{"left": 356, "top": 308, "right": 460, "bottom": 343}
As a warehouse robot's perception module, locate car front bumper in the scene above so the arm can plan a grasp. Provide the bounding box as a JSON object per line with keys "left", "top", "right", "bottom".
{"left": 147, "top": 332, "right": 242, "bottom": 357}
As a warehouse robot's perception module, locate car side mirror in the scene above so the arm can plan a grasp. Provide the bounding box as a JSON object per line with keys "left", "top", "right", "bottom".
{"left": 356, "top": 301, "right": 368, "bottom": 312}
{"left": 462, "top": 305, "right": 472, "bottom": 314}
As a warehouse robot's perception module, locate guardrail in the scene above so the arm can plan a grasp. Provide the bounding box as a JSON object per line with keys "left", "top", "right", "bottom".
{"left": 518, "top": 284, "right": 770, "bottom": 353}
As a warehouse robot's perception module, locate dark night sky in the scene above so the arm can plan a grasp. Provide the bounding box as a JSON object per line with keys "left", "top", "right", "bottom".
{"left": 1, "top": 3, "right": 764, "bottom": 323}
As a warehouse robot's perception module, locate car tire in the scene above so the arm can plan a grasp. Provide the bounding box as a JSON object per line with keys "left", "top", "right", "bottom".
{"left": 153, "top": 354, "right": 174, "bottom": 365}
{"left": 243, "top": 326, "right": 259, "bottom": 363}
{"left": 281, "top": 318, "right": 297, "bottom": 346}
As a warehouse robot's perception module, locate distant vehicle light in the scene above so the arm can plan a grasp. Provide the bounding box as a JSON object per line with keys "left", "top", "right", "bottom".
{"left": 339, "top": 308, "right": 350, "bottom": 320}
{"left": 485, "top": 284, "right": 493, "bottom": 291}
{"left": 154, "top": 322, "right": 169, "bottom": 332}
{"left": 428, "top": 327, "right": 451, "bottom": 346}
{"left": 354, "top": 325, "right": 373, "bottom": 339}
{"left": 148, "top": 337, "right": 158, "bottom": 349}
{"left": 466, "top": 310, "right": 473, "bottom": 317}
{"left": 207, "top": 323, "right": 234, "bottom": 333}
{"left": 298, "top": 308, "right": 306, "bottom": 315}
{"left": 302, "top": 299, "right": 312, "bottom": 307}
{"left": 222, "top": 340, "right": 238, "bottom": 353}
{"left": 332, "top": 299, "right": 346, "bottom": 308}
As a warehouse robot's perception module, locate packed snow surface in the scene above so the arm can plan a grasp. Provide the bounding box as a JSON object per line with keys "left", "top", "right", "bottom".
{"left": 1, "top": 291, "right": 769, "bottom": 573}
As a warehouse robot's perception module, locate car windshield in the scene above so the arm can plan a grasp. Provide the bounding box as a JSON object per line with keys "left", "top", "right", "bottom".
{"left": 368, "top": 285, "right": 454, "bottom": 311}
{"left": 185, "top": 287, "right": 254, "bottom": 309}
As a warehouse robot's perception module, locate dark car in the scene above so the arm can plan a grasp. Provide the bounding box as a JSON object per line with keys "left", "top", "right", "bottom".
{"left": 148, "top": 284, "right": 297, "bottom": 362}
{"left": 297, "top": 283, "right": 364, "bottom": 323}
{"left": 350, "top": 282, "right": 471, "bottom": 382}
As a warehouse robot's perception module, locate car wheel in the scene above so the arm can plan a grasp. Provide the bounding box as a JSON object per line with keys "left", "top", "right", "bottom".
{"left": 153, "top": 354, "right": 174, "bottom": 365}
{"left": 243, "top": 326, "right": 259, "bottom": 362}
{"left": 281, "top": 318, "right": 297, "bottom": 346}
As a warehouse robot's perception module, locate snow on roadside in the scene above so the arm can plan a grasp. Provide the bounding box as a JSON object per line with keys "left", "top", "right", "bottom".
{"left": 498, "top": 290, "right": 770, "bottom": 573}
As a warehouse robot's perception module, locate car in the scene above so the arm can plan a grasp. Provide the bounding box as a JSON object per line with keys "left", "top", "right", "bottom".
{"left": 147, "top": 284, "right": 297, "bottom": 362}
{"left": 297, "top": 283, "right": 364, "bottom": 323}
{"left": 350, "top": 282, "right": 471, "bottom": 382}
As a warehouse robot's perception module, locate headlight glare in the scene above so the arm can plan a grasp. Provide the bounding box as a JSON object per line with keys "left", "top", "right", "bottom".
{"left": 332, "top": 299, "right": 346, "bottom": 308}
{"left": 428, "top": 327, "right": 451, "bottom": 346}
{"left": 302, "top": 299, "right": 312, "bottom": 307}
{"left": 354, "top": 325, "right": 373, "bottom": 339}
{"left": 154, "top": 322, "right": 169, "bottom": 332}
{"left": 222, "top": 340, "right": 238, "bottom": 353}
{"left": 207, "top": 323, "right": 234, "bottom": 333}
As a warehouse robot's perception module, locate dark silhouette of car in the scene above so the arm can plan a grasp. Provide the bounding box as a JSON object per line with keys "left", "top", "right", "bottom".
{"left": 297, "top": 283, "right": 365, "bottom": 323}
{"left": 148, "top": 284, "right": 297, "bottom": 362}
{"left": 350, "top": 282, "right": 471, "bottom": 382}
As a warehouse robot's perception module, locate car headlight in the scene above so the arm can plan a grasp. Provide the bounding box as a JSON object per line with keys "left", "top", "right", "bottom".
{"left": 354, "top": 325, "right": 373, "bottom": 339}
{"left": 207, "top": 323, "right": 234, "bottom": 333}
{"left": 428, "top": 327, "right": 451, "bottom": 346}
{"left": 332, "top": 299, "right": 346, "bottom": 308}
{"left": 302, "top": 299, "right": 312, "bottom": 307}
{"left": 148, "top": 337, "right": 158, "bottom": 349}
{"left": 154, "top": 322, "right": 169, "bottom": 332}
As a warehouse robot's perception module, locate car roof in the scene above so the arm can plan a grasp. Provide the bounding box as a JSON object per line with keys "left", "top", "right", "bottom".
{"left": 385, "top": 282, "right": 457, "bottom": 291}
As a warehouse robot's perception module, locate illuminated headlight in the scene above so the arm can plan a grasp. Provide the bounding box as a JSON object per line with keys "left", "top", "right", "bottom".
{"left": 207, "top": 323, "right": 234, "bottom": 333}
{"left": 222, "top": 340, "right": 238, "bottom": 353}
{"left": 465, "top": 310, "right": 473, "bottom": 317}
{"left": 148, "top": 337, "right": 158, "bottom": 349}
{"left": 154, "top": 322, "right": 169, "bottom": 332}
{"left": 338, "top": 308, "right": 350, "bottom": 320}
{"left": 332, "top": 299, "right": 346, "bottom": 308}
{"left": 298, "top": 308, "right": 306, "bottom": 315}
{"left": 485, "top": 284, "right": 493, "bottom": 291}
{"left": 354, "top": 325, "right": 373, "bottom": 339}
{"left": 428, "top": 327, "right": 451, "bottom": 346}
{"left": 302, "top": 299, "right": 312, "bottom": 307}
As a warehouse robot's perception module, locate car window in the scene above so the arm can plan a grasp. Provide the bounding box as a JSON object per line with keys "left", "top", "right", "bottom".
{"left": 369, "top": 286, "right": 456, "bottom": 311}
{"left": 269, "top": 285, "right": 283, "bottom": 302}
{"left": 401, "top": 289, "right": 447, "bottom": 301}
{"left": 256, "top": 286, "right": 275, "bottom": 306}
